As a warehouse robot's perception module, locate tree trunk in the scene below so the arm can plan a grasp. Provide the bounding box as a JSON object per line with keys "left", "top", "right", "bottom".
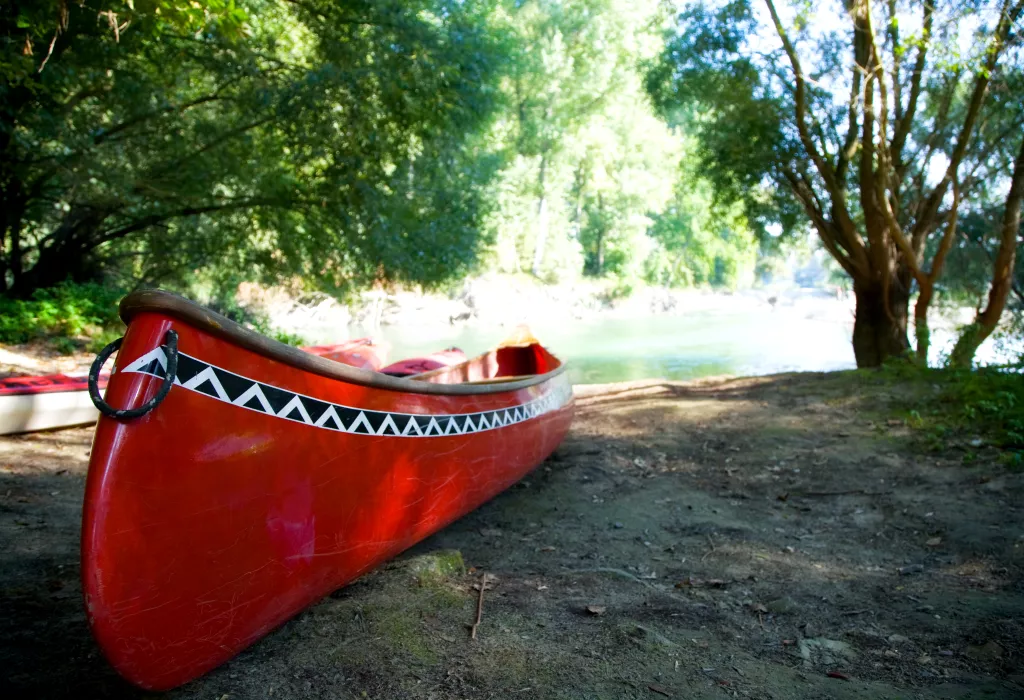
{"left": 10, "top": 246, "right": 92, "bottom": 297}
{"left": 913, "top": 279, "right": 934, "bottom": 364}
{"left": 852, "top": 280, "right": 911, "bottom": 367}
{"left": 948, "top": 138, "right": 1024, "bottom": 367}
{"left": 531, "top": 154, "right": 549, "bottom": 277}
{"left": 8, "top": 205, "right": 107, "bottom": 297}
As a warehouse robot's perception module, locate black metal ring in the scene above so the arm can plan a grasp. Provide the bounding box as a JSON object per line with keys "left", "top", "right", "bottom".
{"left": 88, "top": 329, "right": 179, "bottom": 419}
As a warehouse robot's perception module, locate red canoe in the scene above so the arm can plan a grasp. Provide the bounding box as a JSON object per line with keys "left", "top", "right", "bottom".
{"left": 82, "top": 290, "right": 573, "bottom": 690}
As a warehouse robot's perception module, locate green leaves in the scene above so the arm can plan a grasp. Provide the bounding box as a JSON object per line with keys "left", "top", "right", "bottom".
{"left": 2, "top": 0, "right": 507, "bottom": 296}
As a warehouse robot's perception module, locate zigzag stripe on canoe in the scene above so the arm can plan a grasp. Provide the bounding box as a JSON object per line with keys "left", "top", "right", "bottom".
{"left": 119, "top": 346, "right": 571, "bottom": 438}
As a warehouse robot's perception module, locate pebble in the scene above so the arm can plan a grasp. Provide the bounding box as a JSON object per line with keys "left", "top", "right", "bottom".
{"left": 765, "top": 597, "right": 798, "bottom": 614}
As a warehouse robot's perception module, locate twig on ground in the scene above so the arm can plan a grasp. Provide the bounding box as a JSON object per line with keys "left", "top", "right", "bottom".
{"left": 470, "top": 573, "right": 491, "bottom": 640}
{"left": 701, "top": 534, "right": 716, "bottom": 562}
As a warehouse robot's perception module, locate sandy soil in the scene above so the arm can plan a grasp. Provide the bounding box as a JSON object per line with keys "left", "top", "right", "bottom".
{"left": 1, "top": 373, "right": 1023, "bottom": 699}
{"left": 0, "top": 343, "right": 95, "bottom": 379}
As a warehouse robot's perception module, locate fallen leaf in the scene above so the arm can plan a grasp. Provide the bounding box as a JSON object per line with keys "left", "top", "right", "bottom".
{"left": 750, "top": 602, "right": 768, "bottom": 613}
{"left": 826, "top": 671, "right": 850, "bottom": 681}
{"left": 926, "top": 537, "right": 942, "bottom": 547}
{"left": 585, "top": 605, "right": 606, "bottom": 616}
{"left": 648, "top": 683, "right": 671, "bottom": 697}
{"left": 538, "top": 546, "right": 556, "bottom": 552}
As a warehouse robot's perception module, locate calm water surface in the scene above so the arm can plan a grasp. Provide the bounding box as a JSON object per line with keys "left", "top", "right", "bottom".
{"left": 361, "top": 309, "right": 858, "bottom": 385}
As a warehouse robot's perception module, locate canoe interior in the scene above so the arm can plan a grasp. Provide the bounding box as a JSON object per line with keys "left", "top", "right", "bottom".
{"left": 409, "top": 343, "right": 562, "bottom": 385}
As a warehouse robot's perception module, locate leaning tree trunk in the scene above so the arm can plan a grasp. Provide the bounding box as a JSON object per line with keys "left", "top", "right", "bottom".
{"left": 948, "top": 138, "right": 1024, "bottom": 367}
{"left": 851, "top": 276, "right": 912, "bottom": 368}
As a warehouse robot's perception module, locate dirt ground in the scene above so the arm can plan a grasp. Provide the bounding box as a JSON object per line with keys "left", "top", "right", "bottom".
{"left": 2, "top": 372, "right": 1023, "bottom": 699}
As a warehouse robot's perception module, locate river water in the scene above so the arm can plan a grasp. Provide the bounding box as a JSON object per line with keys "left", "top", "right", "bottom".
{"left": 352, "top": 298, "right": 1014, "bottom": 384}
{"left": 359, "top": 305, "right": 860, "bottom": 384}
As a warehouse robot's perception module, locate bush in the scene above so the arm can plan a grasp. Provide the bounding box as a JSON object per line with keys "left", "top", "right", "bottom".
{"left": 880, "top": 363, "right": 1024, "bottom": 453}
{"left": 0, "top": 282, "right": 126, "bottom": 345}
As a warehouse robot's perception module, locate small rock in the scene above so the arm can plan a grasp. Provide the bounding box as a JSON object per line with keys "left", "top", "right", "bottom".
{"left": 407, "top": 550, "right": 464, "bottom": 585}
{"left": 801, "top": 622, "right": 820, "bottom": 639}
{"left": 613, "top": 522, "right": 624, "bottom": 529}
{"left": 622, "top": 623, "right": 677, "bottom": 649}
{"left": 887, "top": 634, "right": 911, "bottom": 645}
{"left": 765, "top": 597, "right": 799, "bottom": 614}
{"left": 798, "top": 638, "right": 857, "bottom": 667}
{"left": 925, "top": 537, "right": 942, "bottom": 547}
{"left": 585, "top": 605, "right": 607, "bottom": 616}
{"left": 966, "top": 641, "right": 1004, "bottom": 662}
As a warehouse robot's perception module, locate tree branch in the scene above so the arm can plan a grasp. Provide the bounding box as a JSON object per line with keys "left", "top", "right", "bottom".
{"left": 891, "top": 0, "right": 933, "bottom": 171}
{"left": 763, "top": 0, "right": 847, "bottom": 211}
{"left": 927, "top": 181, "right": 959, "bottom": 281}
{"left": 836, "top": 60, "right": 862, "bottom": 184}
{"left": 910, "top": 0, "right": 1024, "bottom": 241}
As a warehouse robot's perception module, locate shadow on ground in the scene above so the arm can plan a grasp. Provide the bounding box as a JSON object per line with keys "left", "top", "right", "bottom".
{"left": 1, "top": 373, "right": 1023, "bottom": 699}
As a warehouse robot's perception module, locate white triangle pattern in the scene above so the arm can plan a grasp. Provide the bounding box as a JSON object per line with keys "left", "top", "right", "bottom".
{"left": 315, "top": 405, "right": 343, "bottom": 430}
{"left": 277, "top": 395, "right": 313, "bottom": 425}
{"left": 376, "top": 414, "right": 401, "bottom": 436}
{"left": 181, "top": 367, "right": 230, "bottom": 401}
{"left": 120, "top": 346, "right": 573, "bottom": 439}
{"left": 121, "top": 346, "right": 168, "bottom": 374}
{"left": 233, "top": 384, "right": 275, "bottom": 414}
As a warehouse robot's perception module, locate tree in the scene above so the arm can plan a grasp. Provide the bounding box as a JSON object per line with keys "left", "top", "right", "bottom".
{"left": 1, "top": 0, "right": 507, "bottom": 297}
{"left": 649, "top": 0, "right": 1024, "bottom": 367}
{"left": 949, "top": 138, "right": 1024, "bottom": 365}
{"left": 645, "top": 138, "right": 757, "bottom": 290}
{"left": 483, "top": 0, "right": 686, "bottom": 282}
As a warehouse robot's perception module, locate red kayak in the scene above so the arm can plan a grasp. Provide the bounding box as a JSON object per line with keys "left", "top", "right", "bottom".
{"left": 82, "top": 290, "right": 573, "bottom": 690}
{"left": 0, "top": 373, "right": 108, "bottom": 435}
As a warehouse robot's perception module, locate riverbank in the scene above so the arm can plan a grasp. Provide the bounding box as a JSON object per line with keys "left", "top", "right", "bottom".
{"left": 0, "top": 275, "right": 1005, "bottom": 383}
{"left": 1, "top": 372, "right": 1021, "bottom": 698}
{"left": 256, "top": 274, "right": 854, "bottom": 341}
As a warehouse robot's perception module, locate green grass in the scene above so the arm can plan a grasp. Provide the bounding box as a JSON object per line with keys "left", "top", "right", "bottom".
{"left": 868, "top": 362, "right": 1024, "bottom": 460}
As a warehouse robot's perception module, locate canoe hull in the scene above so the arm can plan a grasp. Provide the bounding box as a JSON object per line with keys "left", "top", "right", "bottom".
{"left": 82, "top": 312, "right": 573, "bottom": 690}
